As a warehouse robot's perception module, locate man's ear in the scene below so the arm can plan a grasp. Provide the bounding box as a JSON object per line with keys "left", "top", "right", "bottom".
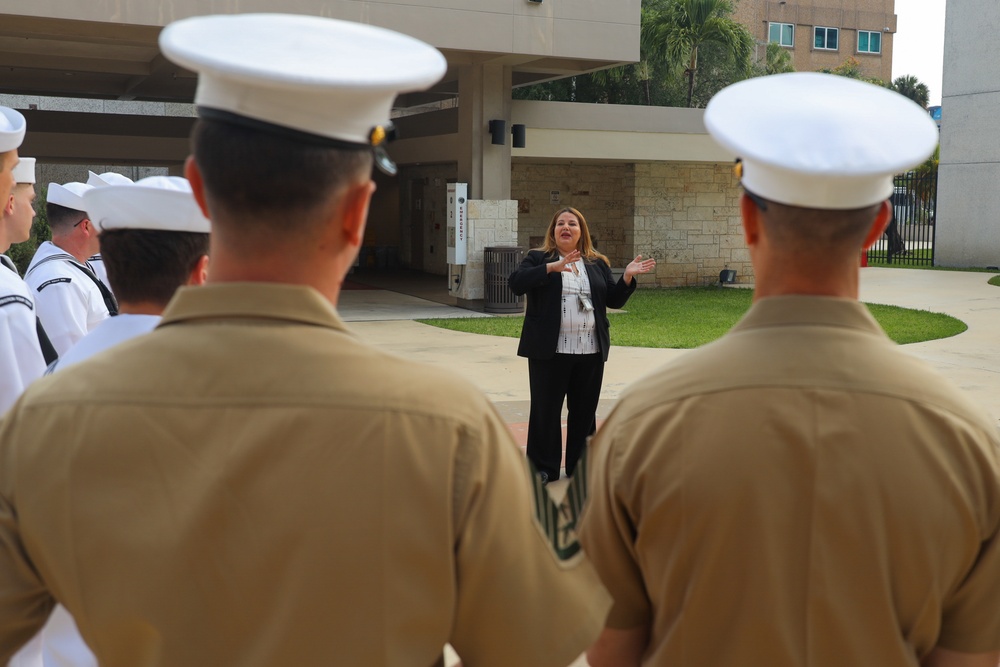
{"left": 187, "top": 254, "right": 210, "bottom": 286}
{"left": 4, "top": 194, "right": 14, "bottom": 216}
{"left": 184, "top": 156, "right": 211, "bottom": 219}
{"left": 338, "top": 179, "right": 376, "bottom": 248}
{"left": 862, "top": 200, "right": 892, "bottom": 250}
{"left": 739, "top": 193, "right": 762, "bottom": 248}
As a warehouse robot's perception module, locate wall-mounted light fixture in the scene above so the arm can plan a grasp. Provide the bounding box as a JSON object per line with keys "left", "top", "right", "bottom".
{"left": 527, "top": 0, "right": 542, "bottom": 3}
{"left": 511, "top": 124, "right": 526, "bottom": 148}
{"left": 488, "top": 119, "right": 507, "bottom": 145}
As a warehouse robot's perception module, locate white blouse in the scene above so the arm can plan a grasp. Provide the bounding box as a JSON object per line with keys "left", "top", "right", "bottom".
{"left": 557, "top": 259, "right": 598, "bottom": 355}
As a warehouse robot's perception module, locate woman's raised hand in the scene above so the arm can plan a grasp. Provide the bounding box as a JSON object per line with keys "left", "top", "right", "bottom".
{"left": 548, "top": 249, "right": 582, "bottom": 273}
{"left": 624, "top": 254, "right": 656, "bottom": 282}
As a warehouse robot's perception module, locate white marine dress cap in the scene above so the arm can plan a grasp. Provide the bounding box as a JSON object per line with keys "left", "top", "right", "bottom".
{"left": 158, "top": 13, "right": 447, "bottom": 173}
{"left": 0, "top": 107, "right": 26, "bottom": 153}
{"left": 83, "top": 175, "right": 211, "bottom": 234}
{"left": 12, "top": 157, "right": 35, "bottom": 184}
{"left": 87, "top": 171, "right": 134, "bottom": 187}
{"left": 704, "top": 72, "right": 939, "bottom": 210}
{"left": 47, "top": 182, "right": 93, "bottom": 212}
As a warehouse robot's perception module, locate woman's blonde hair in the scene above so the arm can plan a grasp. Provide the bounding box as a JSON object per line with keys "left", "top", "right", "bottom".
{"left": 538, "top": 206, "right": 609, "bottom": 265}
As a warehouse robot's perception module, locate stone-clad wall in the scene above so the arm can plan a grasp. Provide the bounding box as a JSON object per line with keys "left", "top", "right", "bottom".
{"left": 511, "top": 163, "right": 633, "bottom": 267}
{"left": 451, "top": 199, "right": 519, "bottom": 301}
{"left": 512, "top": 161, "right": 752, "bottom": 286}
{"left": 634, "top": 162, "right": 752, "bottom": 287}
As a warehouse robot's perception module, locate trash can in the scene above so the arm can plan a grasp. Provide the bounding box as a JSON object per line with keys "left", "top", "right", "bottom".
{"left": 483, "top": 246, "right": 524, "bottom": 314}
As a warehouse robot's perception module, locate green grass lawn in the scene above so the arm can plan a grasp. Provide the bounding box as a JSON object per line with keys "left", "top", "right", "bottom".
{"left": 419, "top": 287, "right": 967, "bottom": 348}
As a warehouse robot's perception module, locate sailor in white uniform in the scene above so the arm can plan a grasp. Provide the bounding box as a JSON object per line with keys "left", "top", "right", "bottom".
{"left": 82, "top": 254, "right": 108, "bottom": 293}
{"left": 0, "top": 247, "right": 44, "bottom": 413}
{"left": 0, "top": 111, "right": 45, "bottom": 667}
{"left": 28, "top": 175, "right": 210, "bottom": 666}
{"left": 0, "top": 113, "right": 44, "bottom": 415}
{"left": 24, "top": 181, "right": 116, "bottom": 356}
{"left": 83, "top": 170, "right": 133, "bottom": 293}
{"left": 52, "top": 175, "right": 209, "bottom": 370}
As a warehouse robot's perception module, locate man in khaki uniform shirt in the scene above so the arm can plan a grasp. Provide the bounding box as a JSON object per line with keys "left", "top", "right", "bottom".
{"left": 0, "top": 14, "right": 610, "bottom": 667}
{"left": 580, "top": 73, "right": 1000, "bottom": 667}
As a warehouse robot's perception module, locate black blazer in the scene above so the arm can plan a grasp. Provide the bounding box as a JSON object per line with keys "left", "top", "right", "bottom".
{"left": 509, "top": 249, "right": 637, "bottom": 361}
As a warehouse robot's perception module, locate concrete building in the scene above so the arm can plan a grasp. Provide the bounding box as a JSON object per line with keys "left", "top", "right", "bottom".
{"left": 0, "top": 1, "right": 756, "bottom": 297}
{"left": 935, "top": 1, "right": 1000, "bottom": 267}
{"left": 733, "top": 0, "right": 896, "bottom": 82}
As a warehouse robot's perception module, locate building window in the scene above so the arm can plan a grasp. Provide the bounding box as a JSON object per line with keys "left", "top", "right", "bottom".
{"left": 814, "top": 26, "right": 838, "bottom": 50}
{"left": 858, "top": 30, "right": 882, "bottom": 54}
{"left": 769, "top": 22, "right": 794, "bottom": 47}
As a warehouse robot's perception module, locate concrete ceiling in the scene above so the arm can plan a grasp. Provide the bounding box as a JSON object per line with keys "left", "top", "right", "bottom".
{"left": 0, "top": 14, "right": 618, "bottom": 108}
{"left": 0, "top": 12, "right": 633, "bottom": 165}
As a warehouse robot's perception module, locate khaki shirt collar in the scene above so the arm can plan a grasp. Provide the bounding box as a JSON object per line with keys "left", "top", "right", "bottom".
{"left": 158, "top": 282, "right": 350, "bottom": 333}
{"left": 732, "top": 295, "right": 885, "bottom": 337}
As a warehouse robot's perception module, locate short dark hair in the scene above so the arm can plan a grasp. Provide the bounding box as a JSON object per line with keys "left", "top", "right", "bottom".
{"left": 751, "top": 193, "right": 882, "bottom": 253}
{"left": 46, "top": 203, "right": 86, "bottom": 232}
{"left": 100, "top": 229, "right": 209, "bottom": 306}
{"left": 190, "top": 118, "right": 373, "bottom": 232}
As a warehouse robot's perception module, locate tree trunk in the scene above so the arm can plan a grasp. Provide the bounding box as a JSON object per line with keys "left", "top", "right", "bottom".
{"left": 686, "top": 48, "right": 699, "bottom": 107}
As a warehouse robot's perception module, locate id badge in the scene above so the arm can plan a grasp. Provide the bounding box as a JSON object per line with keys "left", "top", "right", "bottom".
{"left": 578, "top": 294, "right": 594, "bottom": 312}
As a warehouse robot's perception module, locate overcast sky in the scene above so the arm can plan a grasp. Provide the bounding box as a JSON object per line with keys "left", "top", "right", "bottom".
{"left": 892, "top": 0, "right": 946, "bottom": 107}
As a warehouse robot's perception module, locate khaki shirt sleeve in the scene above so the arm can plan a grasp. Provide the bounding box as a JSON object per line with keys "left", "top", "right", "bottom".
{"left": 0, "top": 410, "right": 56, "bottom": 664}
{"left": 578, "top": 417, "right": 652, "bottom": 630}
{"left": 936, "top": 437, "right": 1000, "bottom": 653}
{"left": 449, "top": 403, "right": 611, "bottom": 667}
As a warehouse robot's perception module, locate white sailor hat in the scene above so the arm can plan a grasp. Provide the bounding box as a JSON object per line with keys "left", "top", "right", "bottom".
{"left": 704, "top": 72, "right": 939, "bottom": 210}
{"left": 87, "top": 171, "right": 134, "bottom": 187}
{"left": 47, "top": 182, "right": 93, "bottom": 212}
{"left": 0, "top": 107, "right": 26, "bottom": 153}
{"left": 83, "top": 175, "right": 210, "bottom": 234}
{"left": 12, "top": 157, "right": 35, "bottom": 184}
{"left": 158, "top": 13, "right": 447, "bottom": 175}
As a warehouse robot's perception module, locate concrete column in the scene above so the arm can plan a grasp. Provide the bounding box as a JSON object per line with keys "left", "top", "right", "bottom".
{"left": 451, "top": 62, "right": 516, "bottom": 304}
{"left": 936, "top": 0, "right": 1000, "bottom": 267}
{"left": 457, "top": 62, "right": 512, "bottom": 200}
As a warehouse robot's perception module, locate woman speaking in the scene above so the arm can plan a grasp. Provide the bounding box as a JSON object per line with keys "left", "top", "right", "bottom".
{"left": 509, "top": 207, "right": 655, "bottom": 485}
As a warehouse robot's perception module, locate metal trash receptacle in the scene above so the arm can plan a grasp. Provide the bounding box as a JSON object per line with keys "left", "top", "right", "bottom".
{"left": 483, "top": 246, "right": 524, "bottom": 314}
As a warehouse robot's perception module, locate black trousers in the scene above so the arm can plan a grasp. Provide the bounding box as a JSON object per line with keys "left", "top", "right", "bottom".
{"left": 526, "top": 353, "right": 604, "bottom": 480}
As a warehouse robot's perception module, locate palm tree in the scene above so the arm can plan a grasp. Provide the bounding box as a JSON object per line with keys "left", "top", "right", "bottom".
{"left": 647, "top": 0, "right": 753, "bottom": 107}
{"left": 820, "top": 57, "right": 889, "bottom": 88}
{"left": 588, "top": 2, "right": 671, "bottom": 105}
{"left": 762, "top": 41, "right": 794, "bottom": 75}
{"left": 913, "top": 143, "right": 940, "bottom": 212}
{"left": 892, "top": 74, "right": 930, "bottom": 109}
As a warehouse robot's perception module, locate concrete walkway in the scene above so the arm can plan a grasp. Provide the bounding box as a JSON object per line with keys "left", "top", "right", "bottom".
{"left": 858, "top": 267, "right": 1000, "bottom": 423}
{"left": 341, "top": 267, "right": 1000, "bottom": 667}
{"left": 343, "top": 267, "right": 1000, "bottom": 428}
